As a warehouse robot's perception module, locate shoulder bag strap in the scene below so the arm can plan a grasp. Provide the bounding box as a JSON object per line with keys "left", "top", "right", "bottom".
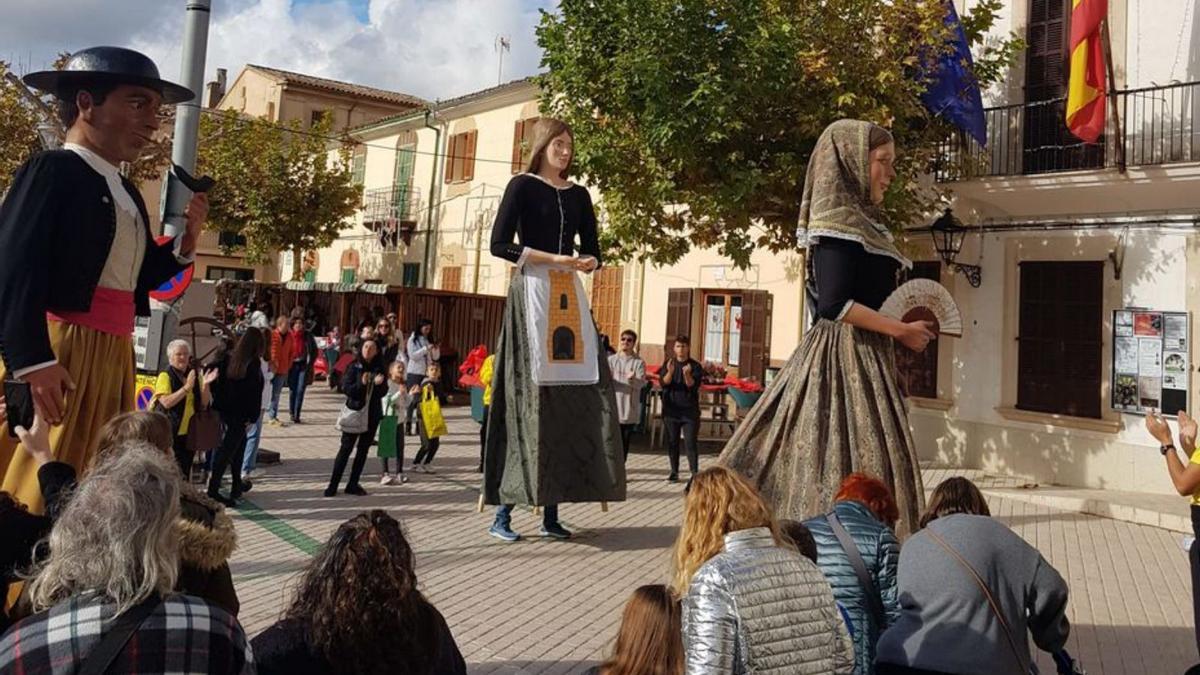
{"left": 925, "top": 528, "right": 1030, "bottom": 673}
{"left": 78, "top": 595, "right": 162, "bottom": 675}
{"left": 825, "top": 512, "right": 887, "bottom": 630}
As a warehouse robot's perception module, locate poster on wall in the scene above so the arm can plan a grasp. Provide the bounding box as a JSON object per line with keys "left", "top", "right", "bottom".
{"left": 1112, "top": 310, "right": 1190, "bottom": 416}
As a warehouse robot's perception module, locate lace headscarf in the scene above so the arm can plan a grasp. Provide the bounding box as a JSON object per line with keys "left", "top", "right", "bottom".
{"left": 798, "top": 119, "right": 911, "bottom": 269}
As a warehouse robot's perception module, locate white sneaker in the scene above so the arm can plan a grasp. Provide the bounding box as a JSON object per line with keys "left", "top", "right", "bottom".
{"left": 396, "top": 473, "right": 409, "bottom": 484}
{"left": 423, "top": 465, "right": 436, "bottom": 474}
{"left": 380, "top": 473, "right": 394, "bottom": 485}
{"left": 246, "top": 468, "right": 266, "bottom": 479}
{"left": 412, "top": 464, "right": 424, "bottom": 474}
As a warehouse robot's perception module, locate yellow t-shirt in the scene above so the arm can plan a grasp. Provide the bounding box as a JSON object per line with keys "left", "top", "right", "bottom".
{"left": 480, "top": 354, "right": 496, "bottom": 407}
{"left": 155, "top": 372, "right": 195, "bottom": 436}
{"left": 1189, "top": 448, "right": 1200, "bottom": 505}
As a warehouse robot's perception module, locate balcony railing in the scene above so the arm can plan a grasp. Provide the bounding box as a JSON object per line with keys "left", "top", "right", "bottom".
{"left": 361, "top": 184, "right": 422, "bottom": 250}
{"left": 935, "top": 81, "right": 1200, "bottom": 180}
{"left": 362, "top": 184, "right": 421, "bottom": 223}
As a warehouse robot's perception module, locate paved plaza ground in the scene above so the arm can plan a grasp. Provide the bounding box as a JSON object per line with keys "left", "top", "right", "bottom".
{"left": 227, "top": 388, "right": 1198, "bottom": 674}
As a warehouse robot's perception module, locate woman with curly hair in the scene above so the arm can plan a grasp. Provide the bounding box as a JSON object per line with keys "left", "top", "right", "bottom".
{"left": 674, "top": 466, "right": 854, "bottom": 674}
{"left": 252, "top": 509, "right": 466, "bottom": 675}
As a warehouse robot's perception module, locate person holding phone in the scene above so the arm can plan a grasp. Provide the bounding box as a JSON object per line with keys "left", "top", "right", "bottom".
{"left": 1145, "top": 410, "right": 1200, "bottom": 660}
{"left": 0, "top": 47, "right": 207, "bottom": 511}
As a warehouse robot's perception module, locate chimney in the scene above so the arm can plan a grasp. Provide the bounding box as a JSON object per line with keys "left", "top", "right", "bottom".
{"left": 205, "top": 68, "right": 228, "bottom": 108}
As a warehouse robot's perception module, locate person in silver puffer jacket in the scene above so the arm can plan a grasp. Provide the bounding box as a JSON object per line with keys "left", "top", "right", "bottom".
{"left": 674, "top": 467, "right": 855, "bottom": 675}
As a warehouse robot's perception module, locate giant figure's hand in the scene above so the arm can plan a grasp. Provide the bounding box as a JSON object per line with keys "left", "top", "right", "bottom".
{"left": 180, "top": 192, "right": 209, "bottom": 257}
{"left": 896, "top": 321, "right": 937, "bottom": 353}
{"left": 24, "top": 364, "right": 75, "bottom": 426}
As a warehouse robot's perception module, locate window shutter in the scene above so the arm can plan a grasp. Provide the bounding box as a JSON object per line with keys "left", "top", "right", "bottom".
{"left": 666, "top": 288, "right": 695, "bottom": 346}
{"left": 737, "top": 290, "right": 773, "bottom": 382}
{"left": 463, "top": 130, "right": 478, "bottom": 182}
{"left": 441, "top": 266, "right": 462, "bottom": 292}
{"left": 1016, "top": 260, "right": 1103, "bottom": 418}
{"left": 512, "top": 120, "right": 524, "bottom": 173}
{"left": 443, "top": 134, "right": 457, "bottom": 183}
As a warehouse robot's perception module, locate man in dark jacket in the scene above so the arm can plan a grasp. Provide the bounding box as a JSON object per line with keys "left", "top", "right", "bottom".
{"left": 0, "top": 47, "right": 206, "bottom": 511}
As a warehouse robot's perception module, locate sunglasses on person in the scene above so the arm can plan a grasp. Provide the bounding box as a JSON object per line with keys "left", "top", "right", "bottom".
{"left": 620, "top": 336, "right": 635, "bottom": 343}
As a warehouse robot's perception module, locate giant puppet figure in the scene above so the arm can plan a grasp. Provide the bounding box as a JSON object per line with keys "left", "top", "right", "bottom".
{"left": 481, "top": 118, "right": 626, "bottom": 542}
{"left": 0, "top": 47, "right": 205, "bottom": 510}
{"left": 720, "top": 120, "right": 935, "bottom": 537}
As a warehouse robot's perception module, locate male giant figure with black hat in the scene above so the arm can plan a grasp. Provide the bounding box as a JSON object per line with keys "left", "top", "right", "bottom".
{"left": 0, "top": 47, "right": 206, "bottom": 510}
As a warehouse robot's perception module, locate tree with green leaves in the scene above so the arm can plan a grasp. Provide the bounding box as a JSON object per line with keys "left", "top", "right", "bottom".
{"left": 537, "top": 0, "right": 1021, "bottom": 267}
{"left": 197, "top": 111, "right": 362, "bottom": 279}
{"left": 0, "top": 61, "right": 48, "bottom": 195}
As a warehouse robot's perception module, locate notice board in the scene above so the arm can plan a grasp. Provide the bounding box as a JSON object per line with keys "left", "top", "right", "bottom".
{"left": 1112, "top": 309, "right": 1190, "bottom": 416}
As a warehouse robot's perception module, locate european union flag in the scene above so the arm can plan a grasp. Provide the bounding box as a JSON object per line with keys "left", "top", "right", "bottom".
{"left": 921, "top": 0, "right": 987, "bottom": 147}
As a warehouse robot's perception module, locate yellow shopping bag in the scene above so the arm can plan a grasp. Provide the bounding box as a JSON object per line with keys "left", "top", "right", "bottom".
{"left": 419, "top": 385, "right": 448, "bottom": 439}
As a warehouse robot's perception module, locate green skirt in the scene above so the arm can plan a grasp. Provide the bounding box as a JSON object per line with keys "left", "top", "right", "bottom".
{"left": 481, "top": 272, "right": 626, "bottom": 506}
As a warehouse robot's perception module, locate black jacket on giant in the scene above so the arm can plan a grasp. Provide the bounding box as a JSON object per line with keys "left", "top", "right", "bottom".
{"left": 0, "top": 150, "right": 187, "bottom": 372}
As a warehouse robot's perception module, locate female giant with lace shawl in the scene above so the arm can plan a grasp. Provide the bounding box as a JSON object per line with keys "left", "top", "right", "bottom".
{"left": 719, "top": 120, "right": 935, "bottom": 537}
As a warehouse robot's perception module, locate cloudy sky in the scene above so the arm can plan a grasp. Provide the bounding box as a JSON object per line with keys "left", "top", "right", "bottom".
{"left": 0, "top": 0, "right": 558, "bottom": 101}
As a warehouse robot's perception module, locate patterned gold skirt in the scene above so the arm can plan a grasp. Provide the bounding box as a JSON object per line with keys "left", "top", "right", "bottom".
{"left": 0, "top": 321, "right": 134, "bottom": 513}
{"left": 719, "top": 319, "right": 925, "bottom": 537}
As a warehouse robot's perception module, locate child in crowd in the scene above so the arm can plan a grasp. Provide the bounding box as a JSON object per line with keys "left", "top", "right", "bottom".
{"left": 412, "top": 363, "right": 448, "bottom": 473}
{"left": 379, "top": 361, "right": 411, "bottom": 485}
{"left": 585, "top": 584, "right": 683, "bottom": 675}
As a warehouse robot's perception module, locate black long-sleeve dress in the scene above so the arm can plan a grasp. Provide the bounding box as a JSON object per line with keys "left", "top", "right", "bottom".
{"left": 480, "top": 173, "right": 626, "bottom": 508}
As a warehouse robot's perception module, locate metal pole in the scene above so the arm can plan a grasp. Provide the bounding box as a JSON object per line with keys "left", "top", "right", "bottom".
{"left": 150, "top": 0, "right": 212, "bottom": 372}
{"left": 1101, "top": 19, "right": 1126, "bottom": 173}
{"left": 164, "top": 0, "right": 213, "bottom": 238}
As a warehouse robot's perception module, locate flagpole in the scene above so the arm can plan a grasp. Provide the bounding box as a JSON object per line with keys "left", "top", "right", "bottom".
{"left": 1100, "top": 18, "right": 1126, "bottom": 173}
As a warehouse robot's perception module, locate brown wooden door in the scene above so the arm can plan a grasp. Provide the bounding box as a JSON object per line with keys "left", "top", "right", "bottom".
{"left": 738, "top": 290, "right": 772, "bottom": 382}
{"left": 896, "top": 262, "right": 942, "bottom": 398}
{"left": 590, "top": 265, "right": 624, "bottom": 340}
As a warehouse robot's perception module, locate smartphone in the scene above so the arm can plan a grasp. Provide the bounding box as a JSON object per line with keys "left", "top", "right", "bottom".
{"left": 4, "top": 379, "right": 34, "bottom": 439}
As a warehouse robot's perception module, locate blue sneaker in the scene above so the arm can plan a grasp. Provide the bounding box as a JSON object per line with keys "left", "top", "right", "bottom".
{"left": 489, "top": 523, "right": 521, "bottom": 542}
{"left": 540, "top": 523, "right": 572, "bottom": 540}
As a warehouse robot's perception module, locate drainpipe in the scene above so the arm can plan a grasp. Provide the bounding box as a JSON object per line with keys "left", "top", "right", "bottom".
{"left": 421, "top": 107, "right": 442, "bottom": 288}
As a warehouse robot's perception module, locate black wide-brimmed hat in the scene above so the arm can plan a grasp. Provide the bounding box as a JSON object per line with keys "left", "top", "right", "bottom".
{"left": 23, "top": 46, "right": 194, "bottom": 104}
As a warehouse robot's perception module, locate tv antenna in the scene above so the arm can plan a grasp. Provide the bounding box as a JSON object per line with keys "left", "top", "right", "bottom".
{"left": 495, "top": 35, "right": 511, "bottom": 85}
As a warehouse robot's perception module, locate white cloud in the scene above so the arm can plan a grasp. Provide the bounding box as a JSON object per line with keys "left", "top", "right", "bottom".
{"left": 2, "top": 0, "right": 554, "bottom": 101}
{"left": 133, "top": 0, "right": 554, "bottom": 101}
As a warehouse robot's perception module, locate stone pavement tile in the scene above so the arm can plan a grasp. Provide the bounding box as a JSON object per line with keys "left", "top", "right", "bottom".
{"left": 226, "top": 388, "right": 1197, "bottom": 674}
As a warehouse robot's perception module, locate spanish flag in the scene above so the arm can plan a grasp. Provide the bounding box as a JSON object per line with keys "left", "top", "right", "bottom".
{"left": 1065, "top": 0, "right": 1108, "bottom": 142}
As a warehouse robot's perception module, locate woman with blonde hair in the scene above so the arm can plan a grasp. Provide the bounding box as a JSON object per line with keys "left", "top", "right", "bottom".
{"left": 586, "top": 584, "right": 683, "bottom": 675}
{"left": 674, "top": 466, "right": 854, "bottom": 674}
{"left": 481, "top": 117, "right": 625, "bottom": 541}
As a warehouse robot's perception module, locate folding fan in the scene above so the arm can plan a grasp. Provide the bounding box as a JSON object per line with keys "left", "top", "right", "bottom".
{"left": 879, "top": 278, "right": 963, "bottom": 337}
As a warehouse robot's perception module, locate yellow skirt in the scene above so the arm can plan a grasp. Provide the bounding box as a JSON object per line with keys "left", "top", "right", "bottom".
{"left": 0, "top": 320, "right": 134, "bottom": 513}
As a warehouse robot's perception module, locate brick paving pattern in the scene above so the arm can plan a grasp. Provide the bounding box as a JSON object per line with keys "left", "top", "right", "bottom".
{"left": 225, "top": 388, "right": 1196, "bottom": 674}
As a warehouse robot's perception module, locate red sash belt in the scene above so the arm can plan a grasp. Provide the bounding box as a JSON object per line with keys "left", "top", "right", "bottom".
{"left": 47, "top": 287, "right": 135, "bottom": 336}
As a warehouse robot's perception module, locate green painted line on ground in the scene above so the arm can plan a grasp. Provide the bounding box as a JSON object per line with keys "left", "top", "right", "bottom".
{"left": 236, "top": 498, "right": 322, "bottom": 556}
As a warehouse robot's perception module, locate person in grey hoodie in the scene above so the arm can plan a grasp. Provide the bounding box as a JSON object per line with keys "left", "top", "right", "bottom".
{"left": 875, "top": 477, "right": 1070, "bottom": 675}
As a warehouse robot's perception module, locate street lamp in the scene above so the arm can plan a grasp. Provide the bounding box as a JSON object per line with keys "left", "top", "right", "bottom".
{"left": 930, "top": 209, "right": 982, "bottom": 288}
